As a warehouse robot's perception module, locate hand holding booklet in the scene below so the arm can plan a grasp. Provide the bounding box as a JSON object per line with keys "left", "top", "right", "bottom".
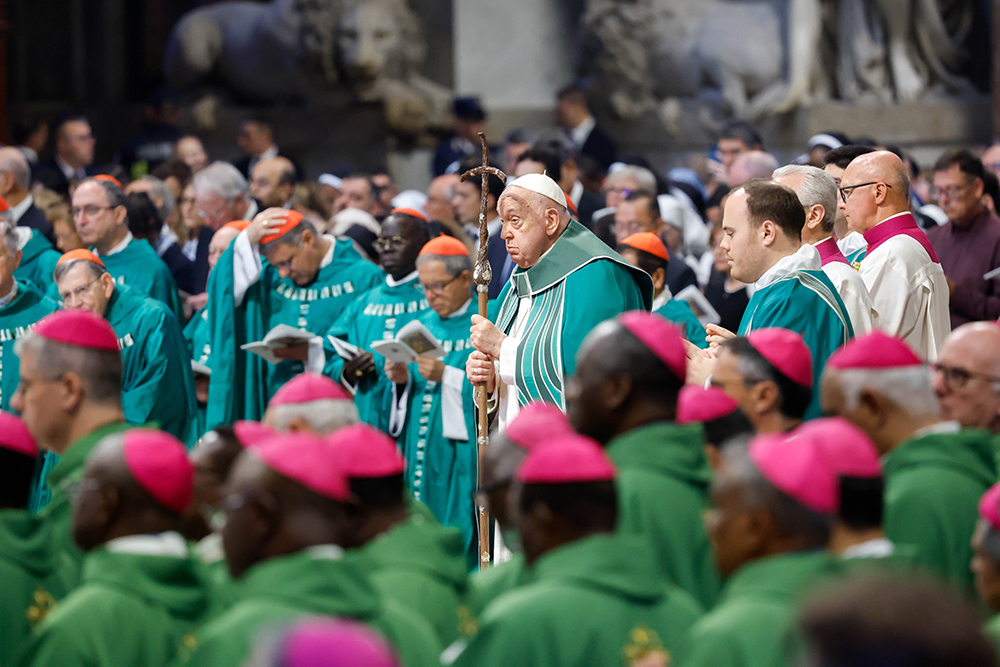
{"left": 240, "top": 324, "right": 318, "bottom": 365}
{"left": 370, "top": 320, "right": 445, "bottom": 364}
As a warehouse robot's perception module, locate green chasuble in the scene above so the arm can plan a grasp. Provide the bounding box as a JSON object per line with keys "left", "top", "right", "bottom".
{"left": 606, "top": 422, "right": 721, "bottom": 609}
{"left": 107, "top": 285, "right": 198, "bottom": 444}
{"left": 491, "top": 220, "right": 652, "bottom": 409}
{"left": 175, "top": 548, "right": 442, "bottom": 667}
{"left": 453, "top": 533, "right": 703, "bottom": 667}
{"left": 358, "top": 513, "right": 469, "bottom": 646}
{"left": 323, "top": 273, "right": 429, "bottom": 431}
{"left": 184, "top": 307, "right": 211, "bottom": 437}
{"left": 18, "top": 532, "right": 211, "bottom": 667}
{"left": 655, "top": 298, "right": 708, "bottom": 349}
{"left": 684, "top": 551, "right": 840, "bottom": 667}
{"left": 0, "top": 280, "right": 58, "bottom": 410}
{"left": 0, "top": 510, "right": 72, "bottom": 666}
{"left": 390, "top": 300, "right": 477, "bottom": 547}
{"left": 737, "top": 269, "right": 853, "bottom": 420}
{"left": 882, "top": 427, "right": 997, "bottom": 597}
{"left": 464, "top": 553, "right": 532, "bottom": 621}
{"left": 205, "top": 235, "right": 382, "bottom": 429}
{"left": 13, "top": 230, "right": 59, "bottom": 293}
{"left": 984, "top": 614, "right": 1000, "bottom": 654}
{"left": 98, "top": 236, "right": 185, "bottom": 322}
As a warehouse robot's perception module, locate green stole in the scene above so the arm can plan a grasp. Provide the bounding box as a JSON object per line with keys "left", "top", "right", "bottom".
{"left": 492, "top": 220, "right": 652, "bottom": 408}
{"left": 98, "top": 237, "right": 185, "bottom": 323}
{"left": 0, "top": 280, "right": 59, "bottom": 411}
{"left": 13, "top": 230, "right": 60, "bottom": 293}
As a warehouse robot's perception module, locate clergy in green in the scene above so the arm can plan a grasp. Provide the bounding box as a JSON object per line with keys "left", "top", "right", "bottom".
{"left": 12, "top": 228, "right": 59, "bottom": 293}
{"left": 18, "top": 431, "right": 212, "bottom": 667}
{"left": 323, "top": 210, "right": 431, "bottom": 431}
{"left": 467, "top": 174, "right": 652, "bottom": 434}
{"left": 568, "top": 313, "right": 721, "bottom": 609}
{"left": 386, "top": 237, "right": 478, "bottom": 547}
{"left": 0, "top": 272, "right": 59, "bottom": 411}
{"left": 205, "top": 210, "right": 382, "bottom": 429}
{"left": 53, "top": 255, "right": 197, "bottom": 443}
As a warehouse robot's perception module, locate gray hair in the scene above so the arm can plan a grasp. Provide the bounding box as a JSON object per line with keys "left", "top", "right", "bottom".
{"left": 0, "top": 147, "right": 30, "bottom": 190}
{"left": 0, "top": 220, "right": 18, "bottom": 256}
{"left": 772, "top": 164, "right": 838, "bottom": 234}
{"left": 607, "top": 165, "right": 657, "bottom": 193}
{"left": 53, "top": 257, "right": 108, "bottom": 284}
{"left": 266, "top": 399, "right": 359, "bottom": 435}
{"left": 80, "top": 178, "right": 125, "bottom": 209}
{"left": 721, "top": 443, "right": 832, "bottom": 545}
{"left": 415, "top": 253, "right": 472, "bottom": 276}
{"left": 138, "top": 175, "right": 175, "bottom": 224}
{"left": 14, "top": 334, "right": 122, "bottom": 406}
{"left": 194, "top": 161, "right": 248, "bottom": 201}
{"left": 836, "top": 366, "right": 940, "bottom": 418}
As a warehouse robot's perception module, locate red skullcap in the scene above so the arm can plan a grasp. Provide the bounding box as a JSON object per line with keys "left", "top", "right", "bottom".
{"left": 419, "top": 236, "right": 469, "bottom": 257}
{"left": 621, "top": 232, "right": 669, "bottom": 261}
{"left": 58, "top": 248, "right": 106, "bottom": 268}
{"left": 259, "top": 210, "right": 304, "bottom": 245}
{"left": 93, "top": 174, "right": 124, "bottom": 190}
{"left": 390, "top": 208, "right": 429, "bottom": 223}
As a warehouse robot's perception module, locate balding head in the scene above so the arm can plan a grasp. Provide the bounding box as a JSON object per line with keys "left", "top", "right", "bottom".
{"left": 0, "top": 147, "right": 30, "bottom": 195}
{"left": 838, "top": 151, "right": 911, "bottom": 233}
{"left": 250, "top": 157, "right": 296, "bottom": 208}
{"left": 729, "top": 151, "right": 779, "bottom": 188}
{"left": 933, "top": 322, "right": 1000, "bottom": 433}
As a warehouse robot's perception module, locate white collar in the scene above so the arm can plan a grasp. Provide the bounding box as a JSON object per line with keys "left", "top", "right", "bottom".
{"left": 14, "top": 226, "right": 32, "bottom": 251}
{"left": 569, "top": 180, "right": 584, "bottom": 207}
{"left": 105, "top": 531, "right": 188, "bottom": 557}
{"left": 386, "top": 270, "right": 419, "bottom": 287}
{"left": 570, "top": 116, "right": 596, "bottom": 147}
{"left": 319, "top": 235, "right": 336, "bottom": 268}
{"left": 0, "top": 280, "right": 18, "bottom": 307}
{"left": 754, "top": 244, "right": 820, "bottom": 290}
{"left": 8, "top": 194, "right": 32, "bottom": 224}
{"left": 841, "top": 537, "right": 895, "bottom": 559}
{"left": 55, "top": 154, "right": 80, "bottom": 180}
{"left": 98, "top": 230, "right": 134, "bottom": 256}
{"left": 258, "top": 145, "right": 279, "bottom": 161}
{"left": 914, "top": 420, "right": 962, "bottom": 438}
{"left": 651, "top": 287, "right": 674, "bottom": 311}
{"left": 444, "top": 297, "right": 473, "bottom": 320}
{"left": 306, "top": 544, "right": 345, "bottom": 560}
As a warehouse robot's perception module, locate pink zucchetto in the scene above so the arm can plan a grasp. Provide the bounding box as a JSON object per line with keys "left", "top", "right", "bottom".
{"left": 33, "top": 309, "right": 119, "bottom": 352}
{"left": 746, "top": 328, "right": 813, "bottom": 387}
{"left": 618, "top": 311, "right": 687, "bottom": 381}
{"left": 326, "top": 424, "right": 406, "bottom": 478}
{"left": 121, "top": 429, "right": 194, "bottom": 514}
{"left": 980, "top": 483, "right": 1000, "bottom": 532}
{"left": 250, "top": 432, "right": 350, "bottom": 502}
{"left": 516, "top": 433, "right": 616, "bottom": 484}
{"left": 504, "top": 402, "right": 573, "bottom": 451}
{"left": 676, "top": 386, "right": 740, "bottom": 425}
{"left": 794, "top": 417, "right": 881, "bottom": 480}
{"left": 748, "top": 431, "right": 837, "bottom": 514}
{"left": 270, "top": 373, "right": 351, "bottom": 406}
{"left": 826, "top": 331, "right": 923, "bottom": 370}
{"left": 0, "top": 412, "right": 38, "bottom": 458}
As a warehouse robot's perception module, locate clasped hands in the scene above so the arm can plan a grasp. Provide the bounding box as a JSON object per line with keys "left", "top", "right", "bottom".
{"left": 465, "top": 314, "right": 505, "bottom": 393}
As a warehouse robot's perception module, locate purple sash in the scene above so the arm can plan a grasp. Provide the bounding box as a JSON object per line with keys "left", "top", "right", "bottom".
{"left": 863, "top": 213, "right": 940, "bottom": 263}
{"left": 815, "top": 237, "right": 850, "bottom": 266}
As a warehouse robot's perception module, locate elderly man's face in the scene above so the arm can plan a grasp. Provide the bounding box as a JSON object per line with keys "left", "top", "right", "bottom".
{"left": 208, "top": 227, "right": 242, "bottom": 272}
{"left": 195, "top": 190, "right": 239, "bottom": 232}
{"left": 72, "top": 181, "right": 125, "bottom": 249}
{"left": 837, "top": 163, "right": 882, "bottom": 234}
{"left": 426, "top": 176, "right": 458, "bottom": 223}
{"left": 418, "top": 258, "right": 470, "bottom": 319}
{"left": 499, "top": 190, "right": 557, "bottom": 269}
{"left": 932, "top": 328, "right": 1000, "bottom": 432}
{"left": 933, "top": 164, "right": 983, "bottom": 226}
{"left": 603, "top": 175, "right": 640, "bottom": 209}
{"left": 719, "top": 190, "right": 765, "bottom": 283}
{"left": 10, "top": 347, "right": 69, "bottom": 455}
{"left": 613, "top": 198, "right": 659, "bottom": 243}
{"left": 57, "top": 263, "right": 114, "bottom": 317}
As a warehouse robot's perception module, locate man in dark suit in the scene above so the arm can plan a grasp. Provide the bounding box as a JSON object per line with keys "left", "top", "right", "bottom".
{"left": 0, "top": 147, "right": 55, "bottom": 243}
{"left": 555, "top": 85, "right": 616, "bottom": 172}
{"left": 31, "top": 116, "right": 97, "bottom": 198}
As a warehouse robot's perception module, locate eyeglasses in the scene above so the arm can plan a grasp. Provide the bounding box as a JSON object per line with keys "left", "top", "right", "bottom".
{"left": 603, "top": 186, "right": 633, "bottom": 199}
{"left": 931, "top": 362, "right": 1000, "bottom": 390}
{"left": 59, "top": 277, "right": 100, "bottom": 305}
{"left": 839, "top": 182, "right": 891, "bottom": 204}
{"left": 930, "top": 182, "right": 974, "bottom": 200}
{"left": 71, "top": 205, "right": 114, "bottom": 219}
{"left": 374, "top": 236, "right": 407, "bottom": 252}
{"left": 422, "top": 275, "right": 461, "bottom": 295}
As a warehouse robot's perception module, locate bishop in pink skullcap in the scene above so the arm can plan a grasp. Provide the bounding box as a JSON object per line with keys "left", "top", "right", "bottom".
{"left": 326, "top": 424, "right": 405, "bottom": 478}
{"left": 516, "top": 433, "right": 616, "bottom": 484}
{"left": 233, "top": 420, "right": 277, "bottom": 448}
{"left": 121, "top": 429, "right": 194, "bottom": 514}
{"left": 827, "top": 330, "right": 923, "bottom": 370}
{"left": 269, "top": 372, "right": 351, "bottom": 407}
{"left": 794, "top": 417, "right": 881, "bottom": 480}
{"left": 0, "top": 411, "right": 38, "bottom": 458}
{"left": 746, "top": 328, "right": 813, "bottom": 387}
{"left": 268, "top": 618, "right": 400, "bottom": 667}
{"left": 504, "top": 402, "right": 573, "bottom": 451}
{"left": 32, "top": 309, "right": 119, "bottom": 352}
{"left": 980, "top": 483, "right": 1000, "bottom": 532}
{"left": 748, "top": 430, "right": 837, "bottom": 514}
{"left": 617, "top": 311, "right": 687, "bottom": 381}
{"left": 250, "top": 432, "right": 350, "bottom": 502}
{"left": 676, "top": 385, "right": 740, "bottom": 425}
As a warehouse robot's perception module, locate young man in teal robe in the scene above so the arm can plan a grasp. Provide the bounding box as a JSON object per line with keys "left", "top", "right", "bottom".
{"left": 53, "top": 251, "right": 197, "bottom": 443}
{"left": 453, "top": 434, "right": 703, "bottom": 667}
{"left": 205, "top": 210, "right": 382, "bottom": 429}
{"left": 618, "top": 232, "right": 707, "bottom": 348}
{"left": 12, "top": 227, "right": 59, "bottom": 292}
{"left": 323, "top": 209, "right": 431, "bottom": 431}
{"left": 71, "top": 177, "right": 184, "bottom": 320}
{"left": 386, "top": 236, "right": 478, "bottom": 547}
{"left": 12, "top": 308, "right": 131, "bottom": 583}
{"left": 18, "top": 430, "right": 212, "bottom": 667}
{"left": 331, "top": 424, "right": 469, "bottom": 647}
{"left": 467, "top": 174, "right": 651, "bottom": 433}
{"left": 568, "top": 312, "right": 720, "bottom": 610}
{"left": 691, "top": 180, "right": 853, "bottom": 420}
{"left": 176, "top": 433, "right": 442, "bottom": 667}
{"left": 823, "top": 331, "right": 999, "bottom": 598}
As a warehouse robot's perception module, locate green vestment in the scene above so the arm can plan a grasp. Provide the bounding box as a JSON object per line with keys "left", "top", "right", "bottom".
{"left": 390, "top": 301, "right": 477, "bottom": 547}
{"left": 737, "top": 270, "right": 854, "bottom": 419}
{"left": 683, "top": 551, "right": 839, "bottom": 667}
{"left": 323, "top": 274, "right": 429, "bottom": 431}
{"left": 18, "top": 533, "right": 211, "bottom": 667}
{"left": 882, "top": 427, "right": 997, "bottom": 597}
{"left": 984, "top": 614, "right": 1000, "bottom": 654}
{"left": 184, "top": 307, "right": 211, "bottom": 436}
{"left": 606, "top": 422, "right": 720, "bottom": 609}
{"left": 464, "top": 553, "right": 532, "bottom": 621}
{"left": 655, "top": 299, "right": 708, "bottom": 349}
{"left": 491, "top": 220, "right": 652, "bottom": 408}
{"left": 0, "top": 510, "right": 72, "bottom": 666}
{"left": 358, "top": 513, "right": 468, "bottom": 646}
{"left": 98, "top": 237, "right": 185, "bottom": 322}
{"left": 13, "top": 231, "right": 59, "bottom": 293}
{"left": 454, "top": 533, "right": 703, "bottom": 667}
{"left": 205, "top": 235, "right": 382, "bottom": 429}
{"left": 0, "top": 280, "right": 59, "bottom": 410}
{"left": 175, "top": 547, "right": 442, "bottom": 667}
{"left": 107, "top": 285, "right": 198, "bottom": 443}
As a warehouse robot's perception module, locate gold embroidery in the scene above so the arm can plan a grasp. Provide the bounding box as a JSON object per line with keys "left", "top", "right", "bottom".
{"left": 457, "top": 604, "right": 477, "bottom": 637}
{"left": 623, "top": 624, "right": 670, "bottom": 667}
{"left": 26, "top": 587, "right": 57, "bottom": 628}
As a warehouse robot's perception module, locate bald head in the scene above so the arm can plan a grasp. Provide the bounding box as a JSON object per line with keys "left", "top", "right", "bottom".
{"left": 729, "top": 151, "right": 780, "bottom": 188}
{"left": 839, "top": 151, "right": 911, "bottom": 233}
{"left": 208, "top": 225, "right": 243, "bottom": 272}
{"left": 933, "top": 322, "right": 1000, "bottom": 433}
{"left": 250, "top": 157, "right": 296, "bottom": 208}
